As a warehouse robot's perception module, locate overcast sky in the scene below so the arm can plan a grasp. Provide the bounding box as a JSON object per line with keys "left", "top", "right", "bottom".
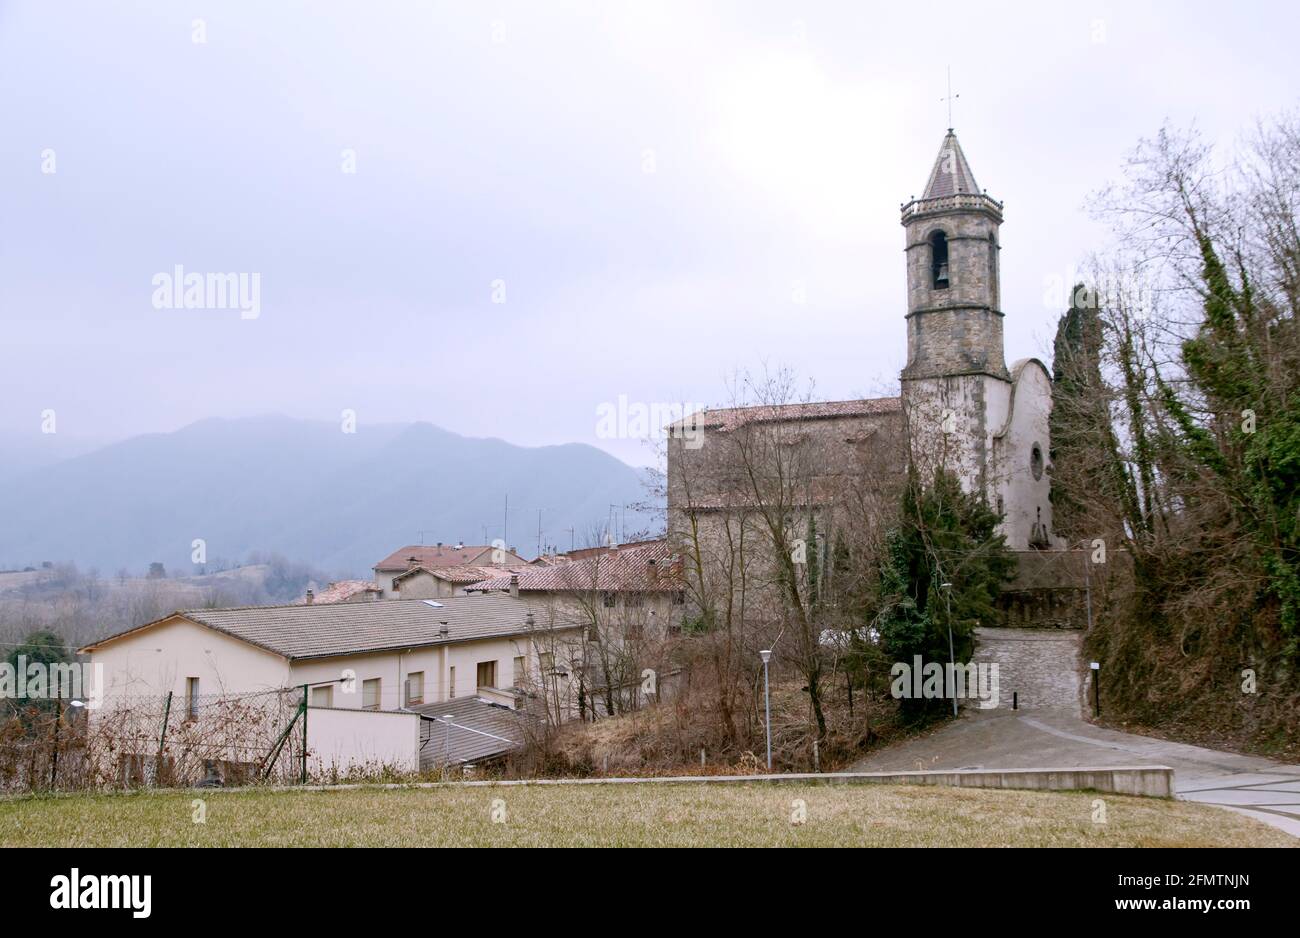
{"left": 2, "top": 1, "right": 1296, "bottom": 467}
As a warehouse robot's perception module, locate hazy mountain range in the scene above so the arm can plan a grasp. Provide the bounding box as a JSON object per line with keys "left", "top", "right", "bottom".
{"left": 0, "top": 417, "right": 660, "bottom": 577}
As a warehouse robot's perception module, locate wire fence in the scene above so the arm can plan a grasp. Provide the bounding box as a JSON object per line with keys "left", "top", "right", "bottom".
{"left": 0, "top": 687, "right": 307, "bottom": 794}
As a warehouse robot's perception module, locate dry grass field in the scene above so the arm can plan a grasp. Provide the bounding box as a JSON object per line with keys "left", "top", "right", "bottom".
{"left": 1, "top": 782, "right": 1293, "bottom": 847}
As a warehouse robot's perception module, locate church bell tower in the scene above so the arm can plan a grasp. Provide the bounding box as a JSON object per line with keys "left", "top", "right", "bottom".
{"left": 901, "top": 130, "right": 1007, "bottom": 382}
{"left": 900, "top": 130, "right": 1013, "bottom": 508}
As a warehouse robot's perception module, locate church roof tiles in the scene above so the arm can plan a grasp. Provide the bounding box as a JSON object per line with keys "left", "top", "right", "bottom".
{"left": 921, "top": 130, "right": 981, "bottom": 200}
{"left": 666, "top": 398, "right": 900, "bottom": 433}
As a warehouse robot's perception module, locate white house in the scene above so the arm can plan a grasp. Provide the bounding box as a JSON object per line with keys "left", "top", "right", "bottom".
{"left": 79, "top": 593, "right": 581, "bottom": 780}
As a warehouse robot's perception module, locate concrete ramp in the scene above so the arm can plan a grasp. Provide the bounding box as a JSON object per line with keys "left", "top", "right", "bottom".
{"left": 851, "top": 627, "right": 1300, "bottom": 836}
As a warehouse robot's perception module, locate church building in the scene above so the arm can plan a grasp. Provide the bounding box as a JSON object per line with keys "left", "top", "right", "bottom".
{"left": 667, "top": 129, "right": 1059, "bottom": 555}
{"left": 899, "top": 130, "right": 1057, "bottom": 550}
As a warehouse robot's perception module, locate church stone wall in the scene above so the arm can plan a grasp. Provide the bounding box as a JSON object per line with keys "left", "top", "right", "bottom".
{"left": 992, "top": 360, "right": 1058, "bottom": 550}
{"left": 666, "top": 411, "right": 903, "bottom": 512}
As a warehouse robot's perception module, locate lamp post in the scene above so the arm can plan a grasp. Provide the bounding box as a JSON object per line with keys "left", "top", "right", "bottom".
{"left": 759, "top": 650, "right": 772, "bottom": 771}
{"left": 940, "top": 582, "right": 957, "bottom": 716}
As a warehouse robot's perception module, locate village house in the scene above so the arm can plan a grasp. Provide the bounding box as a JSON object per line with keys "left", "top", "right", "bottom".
{"left": 466, "top": 540, "right": 686, "bottom": 631}
{"left": 79, "top": 592, "right": 581, "bottom": 777}
{"left": 467, "top": 540, "right": 688, "bottom": 717}
{"left": 371, "top": 543, "right": 529, "bottom": 599}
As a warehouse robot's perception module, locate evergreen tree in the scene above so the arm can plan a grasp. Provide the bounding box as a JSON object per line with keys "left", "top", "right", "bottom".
{"left": 1162, "top": 234, "right": 1300, "bottom": 658}
{"left": 3, "top": 630, "right": 73, "bottom": 720}
{"left": 877, "top": 469, "right": 1014, "bottom": 716}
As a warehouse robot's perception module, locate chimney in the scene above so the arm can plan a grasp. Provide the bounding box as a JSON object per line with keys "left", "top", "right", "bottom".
{"left": 647, "top": 558, "right": 658, "bottom": 585}
{"left": 509, "top": 574, "right": 520, "bottom": 599}
{"left": 305, "top": 588, "right": 315, "bottom": 605}
{"left": 436, "top": 541, "right": 443, "bottom": 548}
{"left": 407, "top": 555, "right": 420, "bottom": 569}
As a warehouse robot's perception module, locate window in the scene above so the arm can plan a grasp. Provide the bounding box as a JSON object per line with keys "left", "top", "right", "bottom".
{"left": 448, "top": 666, "right": 456, "bottom": 699}
{"left": 625, "top": 593, "right": 644, "bottom": 609}
{"left": 311, "top": 685, "right": 334, "bottom": 708}
{"left": 405, "top": 671, "right": 424, "bottom": 706}
{"left": 930, "top": 230, "right": 950, "bottom": 289}
{"left": 362, "top": 678, "right": 381, "bottom": 710}
{"left": 539, "top": 652, "right": 554, "bottom": 674}
{"left": 602, "top": 591, "right": 616, "bottom": 608}
{"left": 1030, "top": 443, "right": 1045, "bottom": 481}
{"left": 672, "top": 591, "right": 686, "bottom": 606}
{"left": 513, "top": 656, "right": 526, "bottom": 687}
{"left": 626, "top": 622, "right": 643, "bottom": 641}
{"left": 476, "top": 660, "right": 497, "bottom": 689}
{"left": 988, "top": 232, "right": 999, "bottom": 307}
{"left": 185, "top": 677, "right": 200, "bottom": 721}
{"left": 586, "top": 624, "right": 599, "bottom": 643}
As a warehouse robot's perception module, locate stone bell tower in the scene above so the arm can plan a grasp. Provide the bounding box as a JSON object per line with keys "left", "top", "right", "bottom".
{"left": 900, "top": 130, "right": 1012, "bottom": 504}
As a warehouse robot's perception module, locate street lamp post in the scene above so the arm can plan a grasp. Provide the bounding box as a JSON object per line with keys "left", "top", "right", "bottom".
{"left": 759, "top": 650, "right": 772, "bottom": 771}
{"left": 941, "top": 582, "right": 957, "bottom": 717}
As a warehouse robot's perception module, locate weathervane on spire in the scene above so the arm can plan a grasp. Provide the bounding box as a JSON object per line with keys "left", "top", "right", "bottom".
{"left": 941, "top": 66, "right": 959, "bottom": 131}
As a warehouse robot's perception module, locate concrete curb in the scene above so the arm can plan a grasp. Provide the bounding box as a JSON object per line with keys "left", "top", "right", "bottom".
{"left": 300, "top": 764, "right": 1177, "bottom": 798}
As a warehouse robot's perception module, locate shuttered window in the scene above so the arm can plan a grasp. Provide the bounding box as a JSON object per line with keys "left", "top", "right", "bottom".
{"left": 406, "top": 671, "right": 424, "bottom": 706}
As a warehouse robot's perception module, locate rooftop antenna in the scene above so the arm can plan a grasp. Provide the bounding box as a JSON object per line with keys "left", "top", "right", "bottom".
{"left": 941, "top": 65, "right": 959, "bottom": 131}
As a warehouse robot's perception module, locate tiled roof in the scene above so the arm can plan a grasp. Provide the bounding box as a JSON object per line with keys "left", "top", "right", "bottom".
{"left": 82, "top": 593, "right": 568, "bottom": 660}
{"left": 393, "top": 563, "right": 527, "bottom": 585}
{"left": 468, "top": 540, "right": 682, "bottom": 593}
{"left": 560, "top": 539, "right": 665, "bottom": 561}
{"left": 374, "top": 544, "right": 524, "bottom": 572}
{"left": 412, "top": 697, "right": 530, "bottom": 766}
{"left": 297, "top": 580, "right": 380, "bottom": 605}
{"left": 665, "top": 398, "right": 900, "bottom": 433}
{"left": 921, "top": 130, "right": 980, "bottom": 200}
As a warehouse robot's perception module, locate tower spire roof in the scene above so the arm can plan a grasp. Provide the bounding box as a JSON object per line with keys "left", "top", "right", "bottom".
{"left": 921, "top": 130, "right": 980, "bottom": 200}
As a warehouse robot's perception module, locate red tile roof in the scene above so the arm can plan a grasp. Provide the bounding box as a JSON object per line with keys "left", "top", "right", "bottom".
{"left": 374, "top": 544, "right": 524, "bottom": 572}
{"left": 298, "top": 580, "right": 381, "bottom": 605}
{"left": 468, "top": 540, "right": 682, "bottom": 594}
{"left": 394, "top": 563, "right": 530, "bottom": 585}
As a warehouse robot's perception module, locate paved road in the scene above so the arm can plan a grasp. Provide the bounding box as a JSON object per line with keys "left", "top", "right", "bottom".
{"left": 852, "top": 628, "right": 1300, "bottom": 837}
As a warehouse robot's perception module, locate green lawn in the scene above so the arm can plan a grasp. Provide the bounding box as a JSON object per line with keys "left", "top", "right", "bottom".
{"left": 1, "top": 782, "right": 1292, "bottom": 847}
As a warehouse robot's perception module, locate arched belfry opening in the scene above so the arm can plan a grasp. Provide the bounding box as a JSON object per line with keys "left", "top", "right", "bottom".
{"left": 929, "top": 230, "right": 950, "bottom": 289}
